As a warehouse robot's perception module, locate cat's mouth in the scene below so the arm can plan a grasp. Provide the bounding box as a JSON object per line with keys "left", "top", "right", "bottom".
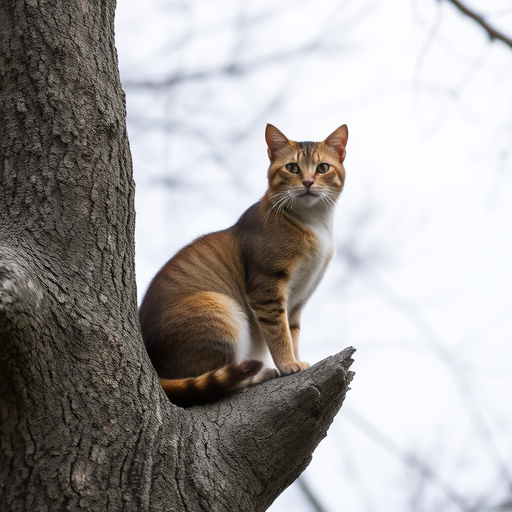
{"left": 294, "top": 189, "right": 322, "bottom": 207}
{"left": 297, "top": 189, "right": 319, "bottom": 197}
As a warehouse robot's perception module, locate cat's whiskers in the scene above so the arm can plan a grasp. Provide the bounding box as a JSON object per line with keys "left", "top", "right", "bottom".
{"left": 267, "top": 191, "right": 288, "bottom": 207}
{"left": 323, "top": 188, "right": 348, "bottom": 215}
{"left": 264, "top": 191, "right": 293, "bottom": 225}
{"left": 276, "top": 193, "right": 294, "bottom": 220}
{"left": 336, "top": 196, "right": 351, "bottom": 219}
{"left": 290, "top": 187, "right": 335, "bottom": 208}
{"left": 321, "top": 192, "right": 337, "bottom": 208}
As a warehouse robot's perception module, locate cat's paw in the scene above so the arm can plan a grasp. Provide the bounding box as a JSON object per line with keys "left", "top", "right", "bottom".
{"left": 279, "top": 361, "right": 310, "bottom": 376}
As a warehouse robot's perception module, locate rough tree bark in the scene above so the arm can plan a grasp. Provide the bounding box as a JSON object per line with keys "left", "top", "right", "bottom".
{"left": 0, "top": 1, "right": 354, "bottom": 511}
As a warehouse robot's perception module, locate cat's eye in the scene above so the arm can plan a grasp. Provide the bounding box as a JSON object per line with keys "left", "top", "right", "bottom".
{"left": 316, "top": 163, "right": 330, "bottom": 174}
{"left": 285, "top": 163, "right": 300, "bottom": 174}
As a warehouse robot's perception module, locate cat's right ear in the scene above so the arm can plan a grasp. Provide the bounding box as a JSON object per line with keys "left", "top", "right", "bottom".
{"left": 324, "top": 125, "right": 348, "bottom": 163}
{"left": 265, "top": 124, "right": 290, "bottom": 161}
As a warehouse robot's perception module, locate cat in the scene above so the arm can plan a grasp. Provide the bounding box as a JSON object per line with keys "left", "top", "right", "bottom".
{"left": 139, "top": 123, "right": 348, "bottom": 407}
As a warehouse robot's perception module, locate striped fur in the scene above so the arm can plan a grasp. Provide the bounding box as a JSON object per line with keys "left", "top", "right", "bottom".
{"left": 159, "top": 360, "right": 263, "bottom": 408}
{"left": 140, "top": 124, "right": 348, "bottom": 407}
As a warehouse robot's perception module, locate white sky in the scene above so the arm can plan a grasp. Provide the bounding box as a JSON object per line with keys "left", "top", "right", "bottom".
{"left": 116, "top": 1, "right": 512, "bottom": 510}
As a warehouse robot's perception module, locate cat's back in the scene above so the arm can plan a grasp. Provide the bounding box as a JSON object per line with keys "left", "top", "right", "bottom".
{"left": 140, "top": 227, "right": 245, "bottom": 313}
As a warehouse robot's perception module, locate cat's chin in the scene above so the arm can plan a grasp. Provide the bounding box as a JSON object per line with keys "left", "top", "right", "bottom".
{"left": 295, "top": 192, "right": 322, "bottom": 207}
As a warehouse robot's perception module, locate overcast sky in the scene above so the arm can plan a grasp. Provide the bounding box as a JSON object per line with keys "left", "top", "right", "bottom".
{"left": 116, "top": 1, "right": 512, "bottom": 510}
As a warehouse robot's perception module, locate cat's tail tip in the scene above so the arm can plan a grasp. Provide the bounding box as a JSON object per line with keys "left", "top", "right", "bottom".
{"left": 160, "top": 360, "right": 263, "bottom": 408}
{"left": 230, "top": 359, "right": 264, "bottom": 385}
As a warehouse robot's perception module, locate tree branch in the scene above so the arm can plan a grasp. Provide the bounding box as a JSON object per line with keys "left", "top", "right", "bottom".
{"left": 442, "top": 0, "right": 512, "bottom": 49}
{"left": 169, "top": 347, "right": 355, "bottom": 512}
{"left": 122, "top": 43, "right": 325, "bottom": 91}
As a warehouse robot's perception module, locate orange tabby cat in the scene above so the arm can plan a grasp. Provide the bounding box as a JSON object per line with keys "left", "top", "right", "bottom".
{"left": 139, "top": 123, "right": 348, "bottom": 407}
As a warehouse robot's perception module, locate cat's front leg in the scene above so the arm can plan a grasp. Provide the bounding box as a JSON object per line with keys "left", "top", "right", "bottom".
{"left": 274, "top": 306, "right": 309, "bottom": 375}
{"left": 249, "top": 296, "right": 309, "bottom": 376}
{"left": 288, "top": 304, "right": 303, "bottom": 361}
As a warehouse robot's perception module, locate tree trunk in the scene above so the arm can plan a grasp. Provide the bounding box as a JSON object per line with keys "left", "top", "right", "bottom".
{"left": 0, "top": 1, "right": 354, "bottom": 511}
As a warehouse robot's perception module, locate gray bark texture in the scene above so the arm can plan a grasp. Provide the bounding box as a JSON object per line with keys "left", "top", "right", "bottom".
{"left": 0, "top": 1, "right": 355, "bottom": 511}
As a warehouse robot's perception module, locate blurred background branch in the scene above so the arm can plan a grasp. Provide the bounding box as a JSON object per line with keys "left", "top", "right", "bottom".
{"left": 441, "top": 0, "right": 512, "bottom": 49}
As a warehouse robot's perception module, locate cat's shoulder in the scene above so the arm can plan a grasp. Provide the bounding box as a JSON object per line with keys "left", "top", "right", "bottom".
{"left": 233, "top": 201, "right": 263, "bottom": 235}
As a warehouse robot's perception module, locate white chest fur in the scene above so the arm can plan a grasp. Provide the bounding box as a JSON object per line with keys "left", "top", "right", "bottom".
{"left": 287, "top": 214, "right": 334, "bottom": 311}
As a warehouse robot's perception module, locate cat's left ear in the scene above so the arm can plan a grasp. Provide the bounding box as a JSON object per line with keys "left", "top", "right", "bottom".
{"left": 324, "top": 125, "right": 348, "bottom": 162}
{"left": 265, "top": 124, "right": 290, "bottom": 161}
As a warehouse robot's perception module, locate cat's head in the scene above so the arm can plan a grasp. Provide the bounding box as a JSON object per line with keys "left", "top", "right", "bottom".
{"left": 265, "top": 124, "right": 348, "bottom": 214}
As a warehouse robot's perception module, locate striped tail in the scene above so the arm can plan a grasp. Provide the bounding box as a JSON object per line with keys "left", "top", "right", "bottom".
{"left": 159, "top": 360, "right": 263, "bottom": 408}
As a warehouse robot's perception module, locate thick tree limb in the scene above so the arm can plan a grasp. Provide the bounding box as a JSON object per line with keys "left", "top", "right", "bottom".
{"left": 179, "top": 348, "right": 355, "bottom": 512}
{"left": 131, "top": 348, "right": 355, "bottom": 512}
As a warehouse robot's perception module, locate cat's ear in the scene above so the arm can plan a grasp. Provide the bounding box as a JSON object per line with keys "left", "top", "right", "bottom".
{"left": 324, "top": 125, "right": 348, "bottom": 162}
{"left": 265, "top": 124, "right": 290, "bottom": 161}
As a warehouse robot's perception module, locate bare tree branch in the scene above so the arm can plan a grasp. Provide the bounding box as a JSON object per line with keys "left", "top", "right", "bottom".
{"left": 122, "top": 42, "right": 327, "bottom": 90}
{"left": 441, "top": 0, "right": 512, "bottom": 49}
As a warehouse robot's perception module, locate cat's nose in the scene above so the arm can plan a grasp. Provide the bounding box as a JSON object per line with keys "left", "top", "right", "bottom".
{"left": 302, "top": 179, "right": 314, "bottom": 189}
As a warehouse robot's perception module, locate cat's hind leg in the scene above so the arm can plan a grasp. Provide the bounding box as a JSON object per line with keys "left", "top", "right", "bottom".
{"left": 156, "top": 291, "right": 263, "bottom": 406}
{"left": 156, "top": 291, "right": 251, "bottom": 378}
